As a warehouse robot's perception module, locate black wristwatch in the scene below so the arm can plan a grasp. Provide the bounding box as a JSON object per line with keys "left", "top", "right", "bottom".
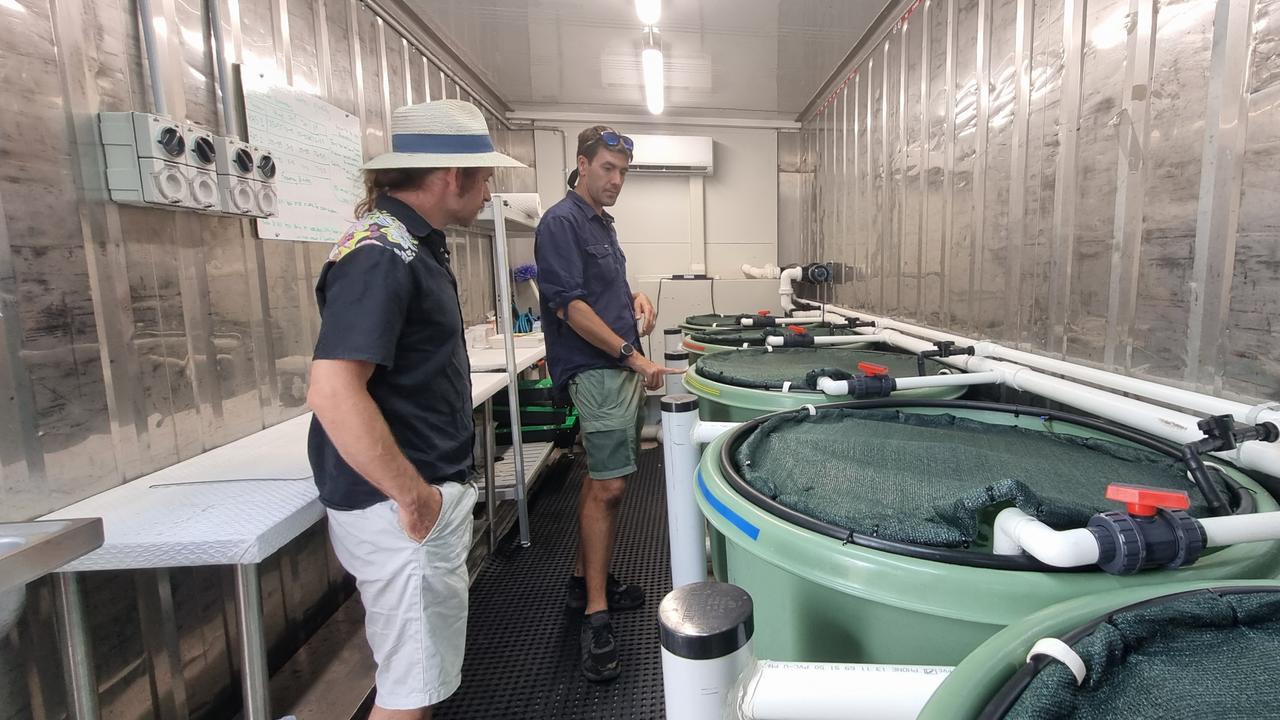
{"left": 618, "top": 342, "right": 635, "bottom": 360}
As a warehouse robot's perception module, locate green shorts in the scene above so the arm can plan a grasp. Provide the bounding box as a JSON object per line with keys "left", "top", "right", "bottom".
{"left": 568, "top": 368, "right": 646, "bottom": 480}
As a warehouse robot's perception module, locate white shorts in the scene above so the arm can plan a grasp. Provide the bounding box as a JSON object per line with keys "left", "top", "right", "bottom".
{"left": 326, "top": 481, "right": 478, "bottom": 709}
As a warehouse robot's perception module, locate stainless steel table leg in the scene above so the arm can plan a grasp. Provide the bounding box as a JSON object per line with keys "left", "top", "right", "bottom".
{"left": 484, "top": 398, "right": 498, "bottom": 552}
{"left": 53, "top": 572, "right": 100, "bottom": 720}
{"left": 234, "top": 564, "right": 270, "bottom": 720}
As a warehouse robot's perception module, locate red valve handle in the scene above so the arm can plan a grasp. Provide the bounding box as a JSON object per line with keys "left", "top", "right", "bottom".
{"left": 858, "top": 361, "right": 889, "bottom": 376}
{"left": 757, "top": 310, "right": 771, "bottom": 316}
{"left": 787, "top": 324, "right": 808, "bottom": 334}
{"left": 1105, "top": 483, "right": 1190, "bottom": 517}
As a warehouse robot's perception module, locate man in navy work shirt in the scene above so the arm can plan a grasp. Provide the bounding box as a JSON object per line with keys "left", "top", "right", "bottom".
{"left": 307, "top": 100, "right": 524, "bottom": 718}
{"left": 536, "top": 126, "right": 683, "bottom": 682}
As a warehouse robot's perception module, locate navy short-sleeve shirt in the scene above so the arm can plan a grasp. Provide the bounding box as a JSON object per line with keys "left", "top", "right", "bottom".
{"left": 307, "top": 195, "right": 474, "bottom": 511}
{"left": 535, "top": 191, "right": 640, "bottom": 393}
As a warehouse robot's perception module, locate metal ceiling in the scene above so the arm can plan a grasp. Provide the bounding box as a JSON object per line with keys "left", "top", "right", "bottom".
{"left": 402, "top": 0, "right": 887, "bottom": 120}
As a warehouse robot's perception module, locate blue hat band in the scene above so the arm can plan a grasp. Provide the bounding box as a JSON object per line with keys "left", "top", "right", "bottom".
{"left": 391, "top": 133, "right": 494, "bottom": 154}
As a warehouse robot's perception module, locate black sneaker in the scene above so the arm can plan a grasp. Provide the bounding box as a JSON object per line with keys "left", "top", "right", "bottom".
{"left": 566, "top": 574, "right": 646, "bottom": 612}
{"left": 580, "top": 611, "right": 620, "bottom": 683}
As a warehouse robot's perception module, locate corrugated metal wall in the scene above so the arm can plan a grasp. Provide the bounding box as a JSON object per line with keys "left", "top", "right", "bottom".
{"left": 794, "top": 0, "right": 1280, "bottom": 403}
{"left": 0, "top": 0, "right": 534, "bottom": 717}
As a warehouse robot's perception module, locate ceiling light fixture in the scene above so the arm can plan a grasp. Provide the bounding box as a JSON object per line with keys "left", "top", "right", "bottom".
{"left": 641, "top": 29, "right": 664, "bottom": 115}
{"left": 635, "top": 0, "right": 661, "bottom": 26}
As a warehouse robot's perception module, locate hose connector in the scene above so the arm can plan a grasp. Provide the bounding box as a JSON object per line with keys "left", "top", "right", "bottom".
{"left": 915, "top": 340, "right": 975, "bottom": 376}
{"left": 1181, "top": 414, "right": 1279, "bottom": 515}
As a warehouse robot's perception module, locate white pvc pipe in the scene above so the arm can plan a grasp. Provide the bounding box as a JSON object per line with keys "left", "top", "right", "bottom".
{"left": 779, "top": 266, "right": 803, "bottom": 313}
{"left": 815, "top": 377, "right": 849, "bottom": 396}
{"left": 664, "top": 641, "right": 755, "bottom": 720}
{"left": 692, "top": 420, "right": 738, "bottom": 445}
{"left": 739, "top": 317, "right": 826, "bottom": 328}
{"left": 741, "top": 263, "right": 783, "bottom": 279}
{"left": 992, "top": 508, "right": 1101, "bottom": 567}
{"left": 664, "top": 353, "right": 690, "bottom": 397}
{"left": 894, "top": 371, "right": 1001, "bottom": 390}
{"left": 661, "top": 399, "right": 709, "bottom": 587}
{"left": 974, "top": 341, "right": 1280, "bottom": 428}
{"left": 793, "top": 299, "right": 1280, "bottom": 431}
{"left": 1200, "top": 512, "right": 1280, "bottom": 547}
{"left": 815, "top": 371, "right": 1001, "bottom": 397}
{"left": 815, "top": 322, "right": 1280, "bottom": 480}
{"left": 663, "top": 328, "right": 684, "bottom": 354}
{"left": 732, "top": 660, "right": 952, "bottom": 720}
{"left": 763, "top": 333, "right": 890, "bottom": 347}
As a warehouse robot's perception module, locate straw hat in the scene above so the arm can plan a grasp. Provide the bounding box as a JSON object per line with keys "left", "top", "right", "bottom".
{"left": 362, "top": 100, "right": 526, "bottom": 170}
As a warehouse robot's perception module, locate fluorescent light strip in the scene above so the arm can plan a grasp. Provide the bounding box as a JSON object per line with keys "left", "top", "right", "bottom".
{"left": 635, "top": 0, "right": 661, "bottom": 25}
{"left": 642, "top": 47, "right": 664, "bottom": 115}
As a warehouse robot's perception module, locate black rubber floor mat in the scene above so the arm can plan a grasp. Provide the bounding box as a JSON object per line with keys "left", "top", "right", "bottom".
{"left": 436, "top": 449, "right": 671, "bottom": 720}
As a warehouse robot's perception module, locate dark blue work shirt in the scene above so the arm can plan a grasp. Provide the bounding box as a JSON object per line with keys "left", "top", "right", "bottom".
{"left": 308, "top": 194, "right": 474, "bottom": 511}
{"left": 535, "top": 191, "right": 640, "bottom": 394}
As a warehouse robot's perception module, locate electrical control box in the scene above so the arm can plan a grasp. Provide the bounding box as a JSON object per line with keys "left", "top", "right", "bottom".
{"left": 99, "top": 112, "right": 279, "bottom": 217}
{"left": 99, "top": 112, "right": 197, "bottom": 208}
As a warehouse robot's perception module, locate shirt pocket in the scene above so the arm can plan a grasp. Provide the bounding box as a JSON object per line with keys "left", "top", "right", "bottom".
{"left": 584, "top": 243, "right": 618, "bottom": 278}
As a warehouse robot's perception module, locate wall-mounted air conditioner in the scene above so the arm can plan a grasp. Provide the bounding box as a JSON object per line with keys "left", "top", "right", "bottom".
{"left": 628, "top": 134, "right": 713, "bottom": 176}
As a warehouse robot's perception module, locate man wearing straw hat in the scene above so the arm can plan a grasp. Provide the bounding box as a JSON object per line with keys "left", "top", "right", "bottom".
{"left": 307, "top": 99, "right": 523, "bottom": 718}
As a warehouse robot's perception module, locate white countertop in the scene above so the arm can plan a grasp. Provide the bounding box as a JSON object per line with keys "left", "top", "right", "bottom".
{"left": 468, "top": 344, "right": 547, "bottom": 372}
{"left": 470, "top": 372, "right": 509, "bottom": 405}
{"left": 42, "top": 413, "right": 320, "bottom": 570}
{"left": 42, "top": 374, "right": 517, "bottom": 572}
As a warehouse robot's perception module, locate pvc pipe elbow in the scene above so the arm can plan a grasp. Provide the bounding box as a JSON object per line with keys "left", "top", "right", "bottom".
{"left": 993, "top": 508, "right": 1099, "bottom": 568}
{"left": 816, "top": 377, "right": 849, "bottom": 396}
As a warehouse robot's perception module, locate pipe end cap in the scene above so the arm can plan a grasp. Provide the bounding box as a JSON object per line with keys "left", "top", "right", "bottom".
{"left": 659, "top": 582, "right": 754, "bottom": 660}
{"left": 661, "top": 394, "right": 699, "bottom": 413}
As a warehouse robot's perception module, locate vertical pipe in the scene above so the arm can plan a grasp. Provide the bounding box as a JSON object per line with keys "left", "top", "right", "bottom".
{"left": 1185, "top": 0, "right": 1257, "bottom": 391}
{"left": 209, "top": 0, "right": 239, "bottom": 137}
{"left": 659, "top": 582, "right": 755, "bottom": 720}
{"left": 663, "top": 327, "right": 683, "bottom": 354}
{"left": 490, "top": 198, "right": 531, "bottom": 546}
{"left": 136, "top": 0, "right": 170, "bottom": 115}
{"left": 660, "top": 395, "right": 707, "bottom": 587}
{"left": 54, "top": 573, "right": 100, "bottom": 720}
{"left": 234, "top": 564, "right": 271, "bottom": 720}
{"left": 1048, "top": 0, "right": 1087, "bottom": 356}
{"left": 664, "top": 351, "right": 689, "bottom": 396}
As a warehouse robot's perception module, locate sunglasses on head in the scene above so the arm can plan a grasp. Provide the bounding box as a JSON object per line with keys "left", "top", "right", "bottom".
{"left": 597, "top": 130, "right": 634, "bottom": 153}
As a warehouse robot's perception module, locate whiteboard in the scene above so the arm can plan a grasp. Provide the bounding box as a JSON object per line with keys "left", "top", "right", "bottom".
{"left": 243, "top": 77, "right": 363, "bottom": 244}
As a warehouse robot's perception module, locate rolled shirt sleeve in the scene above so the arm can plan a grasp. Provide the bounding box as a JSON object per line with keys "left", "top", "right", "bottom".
{"left": 535, "top": 216, "right": 588, "bottom": 312}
